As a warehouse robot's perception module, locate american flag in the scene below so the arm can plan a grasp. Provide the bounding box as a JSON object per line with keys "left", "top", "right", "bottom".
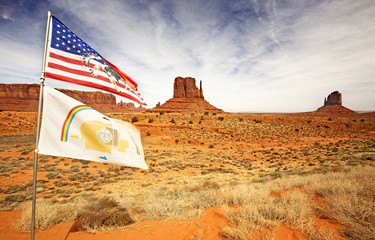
{"left": 45, "top": 16, "right": 146, "bottom": 106}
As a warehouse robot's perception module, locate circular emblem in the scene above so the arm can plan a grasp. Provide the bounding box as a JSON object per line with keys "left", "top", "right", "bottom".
{"left": 97, "top": 128, "right": 112, "bottom": 143}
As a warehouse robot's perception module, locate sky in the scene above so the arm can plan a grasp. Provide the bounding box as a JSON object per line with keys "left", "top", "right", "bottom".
{"left": 0, "top": 0, "right": 374, "bottom": 112}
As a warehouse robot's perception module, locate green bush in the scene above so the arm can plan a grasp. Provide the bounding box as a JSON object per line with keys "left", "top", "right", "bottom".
{"left": 131, "top": 116, "right": 138, "bottom": 123}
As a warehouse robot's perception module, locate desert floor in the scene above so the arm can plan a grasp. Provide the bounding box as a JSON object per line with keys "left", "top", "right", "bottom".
{"left": 0, "top": 111, "right": 374, "bottom": 239}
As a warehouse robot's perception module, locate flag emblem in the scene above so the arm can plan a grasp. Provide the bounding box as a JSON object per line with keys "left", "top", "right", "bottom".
{"left": 38, "top": 86, "right": 147, "bottom": 169}
{"left": 45, "top": 16, "right": 146, "bottom": 106}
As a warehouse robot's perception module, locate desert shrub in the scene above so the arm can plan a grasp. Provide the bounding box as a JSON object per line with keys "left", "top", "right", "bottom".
{"left": 75, "top": 197, "right": 134, "bottom": 231}
{"left": 46, "top": 172, "right": 60, "bottom": 180}
{"left": 159, "top": 111, "right": 164, "bottom": 115}
{"left": 15, "top": 196, "right": 134, "bottom": 232}
{"left": 148, "top": 118, "right": 154, "bottom": 123}
{"left": 4, "top": 184, "right": 26, "bottom": 194}
{"left": 170, "top": 118, "right": 175, "bottom": 123}
{"left": 4, "top": 194, "right": 27, "bottom": 203}
{"left": 70, "top": 165, "right": 80, "bottom": 172}
{"left": 218, "top": 117, "right": 224, "bottom": 121}
{"left": 68, "top": 173, "right": 83, "bottom": 181}
{"left": 146, "top": 131, "right": 151, "bottom": 136}
{"left": 204, "top": 112, "right": 209, "bottom": 115}
{"left": 189, "top": 120, "right": 193, "bottom": 124}
{"left": 131, "top": 116, "right": 138, "bottom": 123}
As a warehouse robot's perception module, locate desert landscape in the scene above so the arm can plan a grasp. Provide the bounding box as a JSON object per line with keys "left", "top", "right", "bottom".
{"left": 0, "top": 80, "right": 375, "bottom": 240}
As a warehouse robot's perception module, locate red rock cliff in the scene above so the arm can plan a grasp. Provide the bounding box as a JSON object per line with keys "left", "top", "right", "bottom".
{"left": 0, "top": 84, "right": 144, "bottom": 112}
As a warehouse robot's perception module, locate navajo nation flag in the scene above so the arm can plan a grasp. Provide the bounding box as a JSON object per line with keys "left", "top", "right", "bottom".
{"left": 38, "top": 86, "right": 148, "bottom": 169}
{"left": 45, "top": 16, "right": 146, "bottom": 106}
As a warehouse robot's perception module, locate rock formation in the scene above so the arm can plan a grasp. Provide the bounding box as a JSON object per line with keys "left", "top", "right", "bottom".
{"left": 147, "top": 77, "right": 223, "bottom": 113}
{"left": 173, "top": 76, "right": 204, "bottom": 98}
{"left": 314, "top": 90, "right": 356, "bottom": 116}
{"left": 324, "top": 91, "right": 342, "bottom": 106}
{"left": 0, "top": 84, "right": 144, "bottom": 112}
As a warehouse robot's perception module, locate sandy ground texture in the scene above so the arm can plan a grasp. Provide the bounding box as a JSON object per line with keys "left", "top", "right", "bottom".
{"left": 1, "top": 111, "right": 374, "bottom": 239}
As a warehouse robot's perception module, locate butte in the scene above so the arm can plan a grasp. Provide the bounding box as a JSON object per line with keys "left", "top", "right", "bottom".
{"left": 313, "top": 91, "right": 356, "bottom": 116}
{"left": 147, "top": 76, "right": 223, "bottom": 114}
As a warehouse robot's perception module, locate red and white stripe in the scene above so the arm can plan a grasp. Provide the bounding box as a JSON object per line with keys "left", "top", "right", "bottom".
{"left": 45, "top": 48, "right": 146, "bottom": 106}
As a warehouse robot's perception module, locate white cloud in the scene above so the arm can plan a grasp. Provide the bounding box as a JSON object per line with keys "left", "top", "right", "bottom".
{"left": 0, "top": 0, "right": 374, "bottom": 111}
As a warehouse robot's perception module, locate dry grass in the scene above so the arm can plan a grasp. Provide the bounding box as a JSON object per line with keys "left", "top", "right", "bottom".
{"left": 221, "top": 166, "right": 375, "bottom": 240}
{"left": 15, "top": 196, "right": 133, "bottom": 233}
{"left": 310, "top": 167, "right": 375, "bottom": 240}
{"left": 15, "top": 166, "right": 375, "bottom": 239}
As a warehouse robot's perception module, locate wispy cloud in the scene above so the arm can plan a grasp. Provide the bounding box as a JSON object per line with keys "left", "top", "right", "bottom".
{"left": 0, "top": 0, "right": 374, "bottom": 111}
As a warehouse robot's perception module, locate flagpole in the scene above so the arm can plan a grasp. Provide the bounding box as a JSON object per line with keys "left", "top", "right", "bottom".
{"left": 31, "top": 11, "right": 51, "bottom": 240}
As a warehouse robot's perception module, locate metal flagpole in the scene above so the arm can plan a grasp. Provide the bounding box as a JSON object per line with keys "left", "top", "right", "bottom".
{"left": 31, "top": 11, "right": 51, "bottom": 240}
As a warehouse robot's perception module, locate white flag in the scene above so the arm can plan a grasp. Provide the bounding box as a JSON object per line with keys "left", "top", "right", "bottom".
{"left": 38, "top": 86, "right": 148, "bottom": 169}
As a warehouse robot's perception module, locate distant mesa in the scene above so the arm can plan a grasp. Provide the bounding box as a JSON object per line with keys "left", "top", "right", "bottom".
{"left": 147, "top": 76, "right": 223, "bottom": 114}
{"left": 324, "top": 91, "right": 342, "bottom": 106}
{"left": 314, "top": 90, "right": 356, "bottom": 116}
{"left": 0, "top": 83, "right": 144, "bottom": 113}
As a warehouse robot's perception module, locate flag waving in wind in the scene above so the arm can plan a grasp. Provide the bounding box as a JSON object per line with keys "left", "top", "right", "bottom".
{"left": 38, "top": 86, "right": 148, "bottom": 169}
{"left": 45, "top": 15, "right": 146, "bottom": 106}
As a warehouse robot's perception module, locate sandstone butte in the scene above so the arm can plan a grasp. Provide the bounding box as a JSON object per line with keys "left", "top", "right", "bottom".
{"left": 0, "top": 83, "right": 144, "bottom": 113}
{"left": 312, "top": 90, "right": 357, "bottom": 116}
{"left": 147, "top": 76, "right": 224, "bottom": 114}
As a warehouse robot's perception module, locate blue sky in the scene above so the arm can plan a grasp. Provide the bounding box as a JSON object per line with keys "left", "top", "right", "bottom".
{"left": 0, "top": 0, "right": 374, "bottom": 112}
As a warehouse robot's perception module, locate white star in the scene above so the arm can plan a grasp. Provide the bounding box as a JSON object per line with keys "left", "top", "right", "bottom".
{"left": 62, "top": 29, "right": 66, "bottom": 32}
{"left": 78, "top": 50, "right": 81, "bottom": 53}
{"left": 67, "top": 40, "right": 71, "bottom": 43}
{"left": 73, "top": 39, "right": 76, "bottom": 42}
{"left": 62, "top": 42, "right": 65, "bottom": 45}
{"left": 68, "top": 34, "right": 71, "bottom": 37}
{"left": 72, "top": 45, "right": 76, "bottom": 48}
{"left": 56, "top": 37, "right": 60, "bottom": 40}
{"left": 67, "top": 47, "right": 70, "bottom": 50}
{"left": 57, "top": 24, "right": 60, "bottom": 28}
{"left": 56, "top": 30, "right": 60, "bottom": 34}
{"left": 56, "top": 43, "right": 59, "bottom": 47}
{"left": 62, "top": 36, "right": 65, "bottom": 39}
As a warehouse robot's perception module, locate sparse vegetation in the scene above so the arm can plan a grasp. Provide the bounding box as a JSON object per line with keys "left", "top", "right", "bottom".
{"left": 1, "top": 110, "right": 374, "bottom": 239}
